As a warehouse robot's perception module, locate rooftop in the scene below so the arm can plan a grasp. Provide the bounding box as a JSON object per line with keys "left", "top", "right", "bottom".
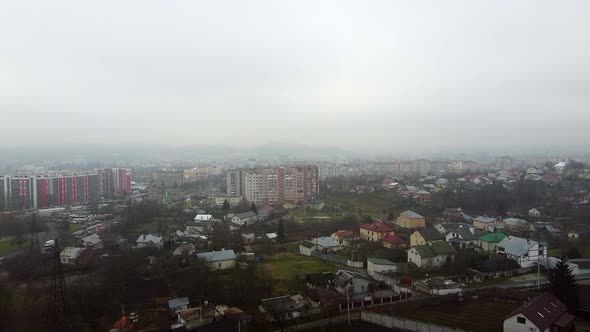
{"left": 479, "top": 232, "right": 506, "bottom": 243}
{"left": 411, "top": 242, "right": 456, "bottom": 258}
{"left": 401, "top": 210, "right": 424, "bottom": 219}
{"left": 368, "top": 258, "right": 396, "bottom": 265}
{"left": 196, "top": 249, "right": 236, "bottom": 262}
{"left": 417, "top": 227, "right": 444, "bottom": 241}
{"left": 381, "top": 234, "right": 406, "bottom": 245}
{"left": 507, "top": 293, "right": 568, "bottom": 331}
{"left": 360, "top": 222, "right": 394, "bottom": 233}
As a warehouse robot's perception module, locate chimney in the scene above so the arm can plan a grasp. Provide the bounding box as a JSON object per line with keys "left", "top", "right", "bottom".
{"left": 143, "top": 235, "right": 146, "bottom": 240}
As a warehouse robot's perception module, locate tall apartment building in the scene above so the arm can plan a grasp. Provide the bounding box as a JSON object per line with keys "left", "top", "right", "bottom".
{"left": 97, "top": 168, "right": 132, "bottom": 194}
{"left": 152, "top": 169, "right": 184, "bottom": 188}
{"left": 227, "top": 165, "right": 319, "bottom": 206}
{"left": 0, "top": 173, "right": 100, "bottom": 211}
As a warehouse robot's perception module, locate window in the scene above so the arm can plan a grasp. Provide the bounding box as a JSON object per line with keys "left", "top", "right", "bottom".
{"left": 517, "top": 316, "right": 526, "bottom": 324}
{"left": 218, "top": 263, "right": 222, "bottom": 268}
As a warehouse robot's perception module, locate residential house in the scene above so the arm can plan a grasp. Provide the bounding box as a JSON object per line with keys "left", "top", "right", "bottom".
{"left": 537, "top": 257, "right": 579, "bottom": 275}
{"left": 554, "top": 161, "right": 568, "bottom": 173}
{"left": 189, "top": 221, "right": 212, "bottom": 233}
{"left": 334, "top": 270, "right": 373, "bottom": 300}
{"left": 168, "top": 297, "right": 190, "bottom": 312}
{"left": 196, "top": 249, "right": 237, "bottom": 270}
{"left": 381, "top": 234, "right": 407, "bottom": 249}
{"left": 503, "top": 292, "right": 574, "bottom": 332}
{"left": 568, "top": 224, "right": 590, "bottom": 240}
{"left": 407, "top": 242, "right": 456, "bottom": 269}
{"left": 528, "top": 208, "right": 542, "bottom": 218}
{"left": 299, "top": 236, "right": 342, "bottom": 256}
{"left": 478, "top": 232, "right": 507, "bottom": 254}
{"left": 265, "top": 233, "right": 278, "bottom": 241}
{"left": 231, "top": 211, "right": 258, "bottom": 226}
{"left": 173, "top": 243, "right": 196, "bottom": 256}
{"left": 444, "top": 208, "right": 464, "bottom": 221}
{"left": 410, "top": 227, "right": 444, "bottom": 247}
{"left": 259, "top": 295, "right": 320, "bottom": 322}
{"left": 396, "top": 210, "right": 425, "bottom": 229}
{"left": 496, "top": 236, "right": 547, "bottom": 268}
{"left": 367, "top": 258, "right": 398, "bottom": 277}
{"left": 445, "top": 225, "right": 478, "bottom": 249}
{"left": 214, "top": 196, "right": 241, "bottom": 207}
{"left": 60, "top": 247, "right": 86, "bottom": 265}
{"left": 503, "top": 218, "right": 534, "bottom": 232}
{"left": 360, "top": 222, "right": 395, "bottom": 242}
{"left": 473, "top": 216, "right": 497, "bottom": 231}
{"left": 331, "top": 229, "right": 355, "bottom": 246}
{"left": 194, "top": 214, "right": 213, "bottom": 221}
{"left": 80, "top": 233, "right": 103, "bottom": 249}
{"left": 136, "top": 234, "right": 163, "bottom": 249}
{"left": 415, "top": 190, "right": 432, "bottom": 204}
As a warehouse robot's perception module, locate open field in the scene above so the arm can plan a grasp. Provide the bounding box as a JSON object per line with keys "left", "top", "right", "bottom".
{"left": 395, "top": 298, "right": 521, "bottom": 332}
{"left": 322, "top": 192, "right": 395, "bottom": 218}
{"left": 0, "top": 237, "right": 30, "bottom": 256}
{"left": 68, "top": 223, "right": 82, "bottom": 232}
{"left": 259, "top": 253, "right": 338, "bottom": 295}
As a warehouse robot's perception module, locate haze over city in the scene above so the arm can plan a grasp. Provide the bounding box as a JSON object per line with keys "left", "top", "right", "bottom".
{"left": 2, "top": 1, "right": 590, "bottom": 153}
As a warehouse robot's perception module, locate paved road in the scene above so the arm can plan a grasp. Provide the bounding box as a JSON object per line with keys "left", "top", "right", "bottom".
{"left": 0, "top": 221, "right": 59, "bottom": 259}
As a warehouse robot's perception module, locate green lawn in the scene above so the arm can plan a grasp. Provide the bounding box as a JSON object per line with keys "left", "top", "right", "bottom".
{"left": 259, "top": 253, "right": 338, "bottom": 295}
{"left": 322, "top": 192, "right": 397, "bottom": 218}
{"left": 67, "top": 223, "right": 82, "bottom": 233}
{"left": 0, "top": 237, "right": 30, "bottom": 256}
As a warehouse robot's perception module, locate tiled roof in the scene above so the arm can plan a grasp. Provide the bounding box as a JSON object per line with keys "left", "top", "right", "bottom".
{"left": 401, "top": 210, "right": 424, "bottom": 219}
{"left": 507, "top": 293, "right": 568, "bottom": 331}
{"left": 333, "top": 229, "right": 355, "bottom": 239}
{"left": 381, "top": 234, "right": 406, "bottom": 245}
{"left": 360, "top": 222, "right": 394, "bottom": 233}
{"left": 411, "top": 242, "right": 456, "bottom": 258}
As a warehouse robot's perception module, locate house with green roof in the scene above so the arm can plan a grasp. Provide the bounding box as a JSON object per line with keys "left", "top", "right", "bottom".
{"left": 478, "top": 232, "right": 506, "bottom": 253}
{"left": 407, "top": 242, "right": 457, "bottom": 269}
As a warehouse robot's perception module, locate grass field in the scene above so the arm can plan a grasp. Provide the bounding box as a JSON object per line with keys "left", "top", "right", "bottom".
{"left": 67, "top": 223, "right": 82, "bottom": 233}
{"left": 0, "top": 237, "right": 30, "bottom": 256}
{"left": 322, "top": 192, "right": 395, "bottom": 218}
{"left": 259, "top": 253, "right": 338, "bottom": 295}
{"left": 396, "top": 298, "right": 520, "bottom": 332}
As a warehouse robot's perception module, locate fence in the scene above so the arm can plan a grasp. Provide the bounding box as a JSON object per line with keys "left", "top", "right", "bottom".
{"left": 311, "top": 251, "right": 363, "bottom": 268}
{"left": 361, "top": 311, "right": 469, "bottom": 332}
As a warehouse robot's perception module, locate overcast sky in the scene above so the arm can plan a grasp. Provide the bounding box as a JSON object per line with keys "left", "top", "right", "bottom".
{"left": 1, "top": 1, "right": 589, "bottom": 153}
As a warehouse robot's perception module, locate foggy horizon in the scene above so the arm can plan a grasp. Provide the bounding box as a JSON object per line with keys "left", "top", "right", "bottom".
{"left": 2, "top": 1, "right": 590, "bottom": 151}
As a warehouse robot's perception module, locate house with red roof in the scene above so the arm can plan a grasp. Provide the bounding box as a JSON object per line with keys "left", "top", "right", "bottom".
{"left": 503, "top": 292, "right": 574, "bottom": 332}
{"left": 331, "top": 229, "right": 356, "bottom": 246}
{"left": 360, "top": 222, "right": 395, "bottom": 242}
{"left": 381, "top": 234, "right": 407, "bottom": 249}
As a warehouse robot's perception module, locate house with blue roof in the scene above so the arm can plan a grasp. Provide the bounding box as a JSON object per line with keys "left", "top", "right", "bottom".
{"left": 196, "top": 249, "right": 237, "bottom": 270}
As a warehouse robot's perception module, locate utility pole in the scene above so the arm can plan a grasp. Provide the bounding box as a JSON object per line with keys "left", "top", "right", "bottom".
{"left": 48, "top": 238, "right": 73, "bottom": 332}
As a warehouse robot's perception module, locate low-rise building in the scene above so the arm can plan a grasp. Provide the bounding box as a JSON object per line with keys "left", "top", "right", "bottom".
{"left": 194, "top": 214, "right": 213, "bottom": 221}
{"left": 381, "top": 234, "right": 407, "bottom": 249}
{"left": 444, "top": 225, "right": 478, "bottom": 249}
{"left": 196, "top": 249, "right": 237, "bottom": 270}
{"left": 214, "top": 196, "right": 242, "bottom": 207}
{"left": 136, "top": 234, "right": 163, "bottom": 249}
{"left": 503, "top": 218, "right": 534, "bottom": 232}
{"left": 360, "top": 222, "right": 395, "bottom": 242}
{"left": 367, "top": 258, "right": 398, "bottom": 277}
{"left": 80, "top": 233, "right": 103, "bottom": 249}
{"left": 503, "top": 292, "right": 574, "bottom": 332}
{"left": 478, "top": 232, "right": 506, "bottom": 253}
{"left": 60, "top": 247, "right": 86, "bottom": 264}
{"left": 331, "top": 229, "right": 355, "bottom": 246}
{"left": 396, "top": 210, "right": 425, "bottom": 229}
{"left": 231, "top": 211, "right": 258, "bottom": 226}
{"left": 415, "top": 277, "right": 462, "bottom": 296}
{"left": 299, "top": 236, "right": 342, "bottom": 256}
{"left": 568, "top": 224, "right": 590, "bottom": 240}
{"left": 472, "top": 216, "right": 497, "bottom": 231}
{"left": 407, "top": 242, "right": 456, "bottom": 269}
{"left": 410, "top": 227, "right": 444, "bottom": 247}
{"left": 496, "top": 236, "right": 547, "bottom": 268}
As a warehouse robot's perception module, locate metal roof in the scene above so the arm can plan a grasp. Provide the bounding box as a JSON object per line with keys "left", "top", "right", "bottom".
{"left": 196, "top": 249, "right": 236, "bottom": 262}
{"left": 401, "top": 210, "right": 424, "bottom": 219}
